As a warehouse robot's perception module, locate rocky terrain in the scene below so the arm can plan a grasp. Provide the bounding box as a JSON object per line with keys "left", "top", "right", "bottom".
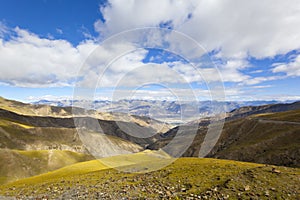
{"left": 0, "top": 155, "right": 299, "bottom": 199}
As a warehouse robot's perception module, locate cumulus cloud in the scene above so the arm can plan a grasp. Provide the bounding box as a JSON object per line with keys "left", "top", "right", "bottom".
{"left": 96, "top": 0, "right": 300, "bottom": 60}
{"left": 272, "top": 54, "right": 300, "bottom": 76}
{"left": 181, "top": 0, "right": 300, "bottom": 59}
{"left": 90, "top": 0, "right": 300, "bottom": 93}
{"left": 0, "top": 27, "right": 98, "bottom": 87}
{"left": 95, "top": 0, "right": 198, "bottom": 36}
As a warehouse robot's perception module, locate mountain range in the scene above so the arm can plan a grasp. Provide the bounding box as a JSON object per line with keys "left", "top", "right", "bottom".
{"left": 0, "top": 96, "right": 299, "bottom": 199}
{"left": 33, "top": 99, "right": 285, "bottom": 124}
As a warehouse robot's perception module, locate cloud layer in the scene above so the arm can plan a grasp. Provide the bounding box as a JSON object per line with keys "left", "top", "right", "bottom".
{"left": 1, "top": 0, "right": 300, "bottom": 101}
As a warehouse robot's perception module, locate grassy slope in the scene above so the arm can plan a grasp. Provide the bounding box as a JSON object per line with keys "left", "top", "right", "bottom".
{"left": 0, "top": 151, "right": 299, "bottom": 199}
{"left": 207, "top": 109, "right": 300, "bottom": 167}
{"left": 0, "top": 150, "right": 172, "bottom": 186}
{"left": 0, "top": 117, "right": 82, "bottom": 150}
{"left": 150, "top": 108, "right": 300, "bottom": 167}
{"left": 253, "top": 108, "right": 300, "bottom": 122}
{"left": 0, "top": 149, "right": 94, "bottom": 184}
{"left": 0, "top": 97, "right": 37, "bottom": 116}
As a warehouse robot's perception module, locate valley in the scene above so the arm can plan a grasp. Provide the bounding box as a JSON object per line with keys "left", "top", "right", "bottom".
{"left": 0, "top": 97, "right": 299, "bottom": 199}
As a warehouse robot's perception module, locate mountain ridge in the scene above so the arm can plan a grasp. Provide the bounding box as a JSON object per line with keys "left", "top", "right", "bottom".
{"left": 148, "top": 101, "right": 300, "bottom": 167}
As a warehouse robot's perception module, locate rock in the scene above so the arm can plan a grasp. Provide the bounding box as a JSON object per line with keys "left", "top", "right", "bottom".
{"left": 166, "top": 191, "right": 172, "bottom": 196}
{"left": 265, "top": 190, "right": 270, "bottom": 196}
{"left": 272, "top": 167, "right": 281, "bottom": 174}
{"left": 244, "top": 185, "right": 250, "bottom": 191}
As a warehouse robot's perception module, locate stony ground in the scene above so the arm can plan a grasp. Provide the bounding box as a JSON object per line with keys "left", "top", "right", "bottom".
{"left": 0, "top": 158, "right": 299, "bottom": 199}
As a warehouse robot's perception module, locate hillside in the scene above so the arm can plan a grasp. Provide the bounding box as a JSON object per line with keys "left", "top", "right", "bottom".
{"left": 2, "top": 97, "right": 300, "bottom": 168}
{"left": 148, "top": 105, "right": 300, "bottom": 167}
{"left": 0, "top": 107, "right": 157, "bottom": 148}
{"left": 228, "top": 101, "right": 300, "bottom": 120}
{"left": 0, "top": 98, "right": 164, "bottom": 184}
{"left": 0, "top": 97, "right": 171, "bottom": 133}
{"left": 0, "top": 149, "right": 93, "bottom": 184}
{"left": 207, "top": 109, "right": 300, "bottom": 167}
{"left": 0, "top": 151, "right": 299, "bottom": 199}
{"left": 1, "top": 96, "right": 300, "bottom": 197}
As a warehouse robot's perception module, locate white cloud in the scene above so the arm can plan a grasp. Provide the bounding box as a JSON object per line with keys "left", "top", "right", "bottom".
{"left": 95, "top": 0, "right": 197, "bottom": 36}
{"left": 92, "top": 50, "right": 202, "bottom": 88}
{"left": 0, "top": 24, "right": 279, "bottom": 90}
{"left": 243, "top": 76, "right": 283, "bottom": 85}
{"left": 0, "top": 22, "right": 9, "bottom": 38}
{"left": 90, "top": 0, "right": 300, "bottom": 101}
{"left": 180, "top": 0, "right": 300, "bottom": 59}
{"left": 96, "top": 0, "right": 300, "bottom": 60}
{"left": 272, "top": 54, "right": 300, "bottom": 76}
{"left": 1, "top": 0, "right": 300, "bottom": 102}
{"left": 26, "top": 94, "right": 72, "bottom": 102}
{"left": 0, "top": 27, "right": 99, "bottom": 87}
{"left": 56, "top": 28, "right": 63, "bottom": 34}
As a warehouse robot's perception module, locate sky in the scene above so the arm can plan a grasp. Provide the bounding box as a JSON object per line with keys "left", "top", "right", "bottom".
{"left": 0, "top": 0, "right": 300, "bottom": 102}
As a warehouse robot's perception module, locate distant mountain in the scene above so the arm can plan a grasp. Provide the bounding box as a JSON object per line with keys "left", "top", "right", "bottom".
{"left": 33, "top": 98, "right": 286, "bottom": 124}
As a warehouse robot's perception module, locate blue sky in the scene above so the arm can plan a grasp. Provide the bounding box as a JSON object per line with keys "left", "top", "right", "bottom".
{"left": 0, "top": 0, "right": 300, "bottom": 102}
{"left": 0, "top": 0, "right": 104, "bottom": 44}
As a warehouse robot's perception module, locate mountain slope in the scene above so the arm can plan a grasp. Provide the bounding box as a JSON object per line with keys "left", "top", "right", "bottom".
{"left": 0, "top": 152, "right": 299, "bottom": 199}
{"left": 0, "top": 149, "right": 93, "bottom": 184}
{"left": 228, "top": 101, "right": 300, "bottom": 120}
{"left": 0, "top": 96, "right": 171, "bottom": 133}
{"left": 148, "top": 104, "right": 300, "bottom": 167}
{"left": 0, "top": 107, "right": 157, "bottom": 149}
{"left": 206, "top": 109, "right": 300, "bottom": 167}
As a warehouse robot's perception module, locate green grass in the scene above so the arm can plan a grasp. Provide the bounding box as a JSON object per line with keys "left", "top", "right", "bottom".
{"left": 0, "top": 118, "right": 34, "bottom": 129}
{"left": 0, "top": 150, "right": 171, "bottom": 186}
{"left": 0, "top": 152, "right": 299, "bottom": 199}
